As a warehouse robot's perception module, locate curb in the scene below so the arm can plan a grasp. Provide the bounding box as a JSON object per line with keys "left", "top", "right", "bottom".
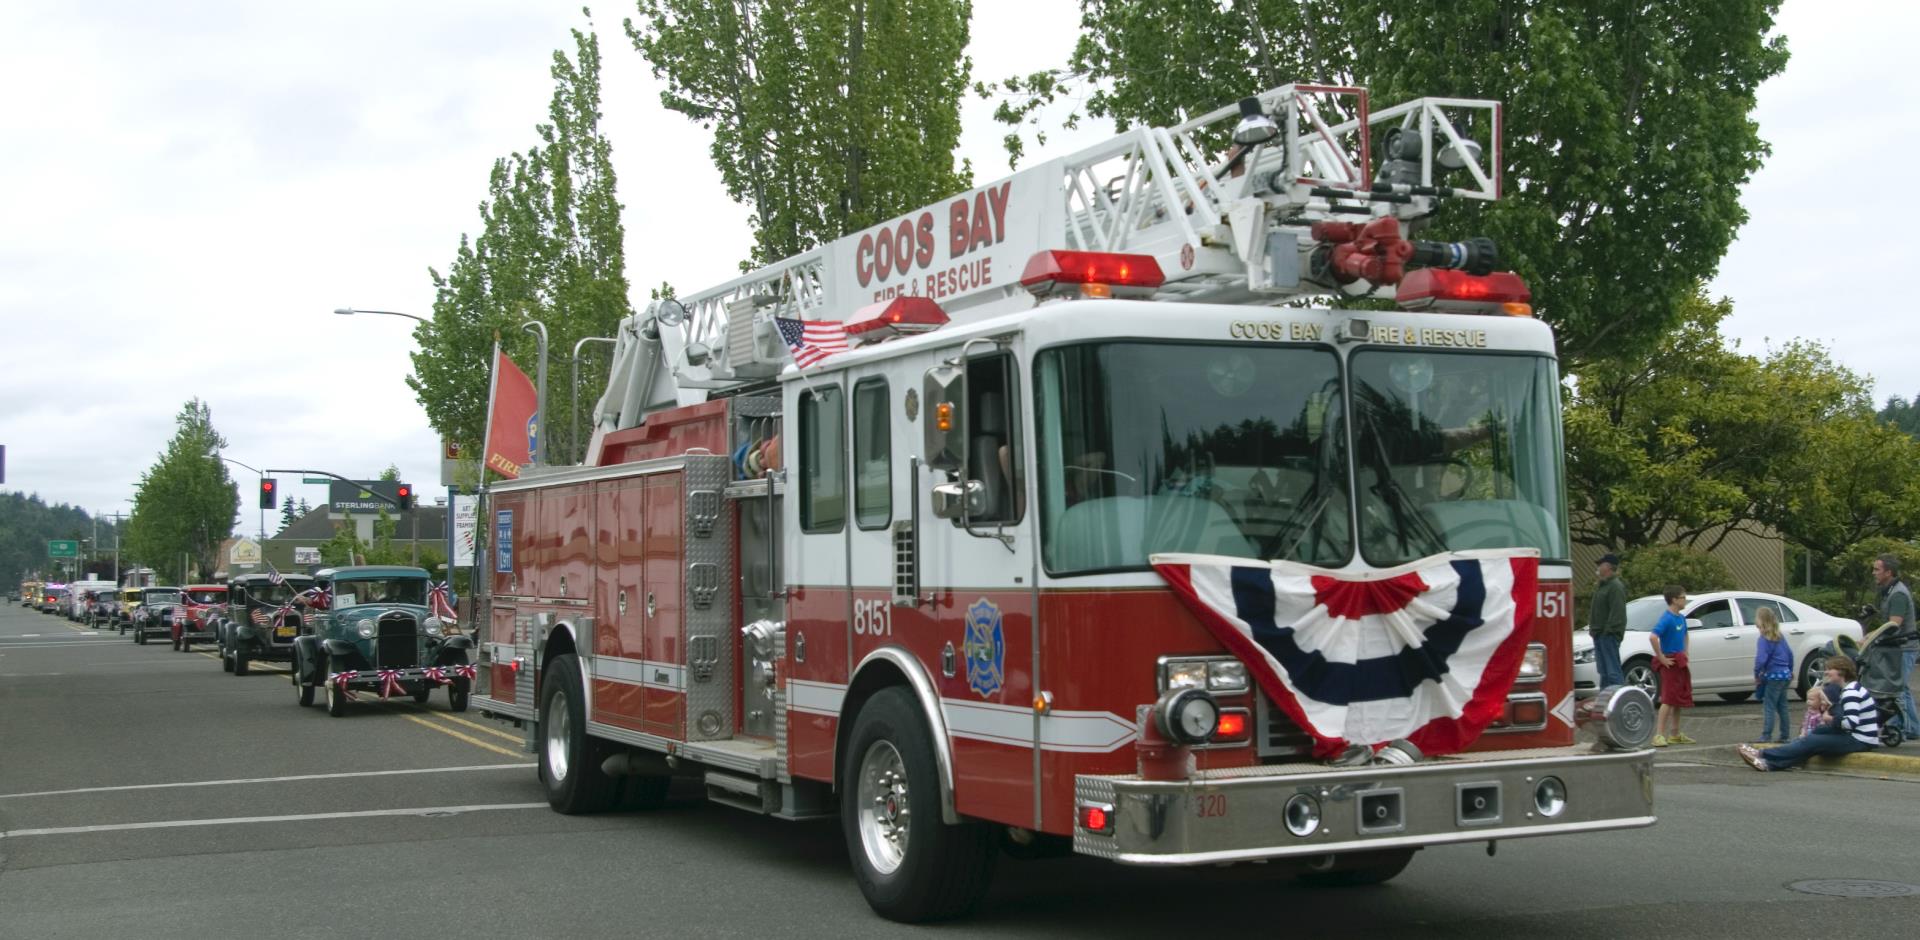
{"left": 1759, "top": 744, "right": 1920, "bottom": 778}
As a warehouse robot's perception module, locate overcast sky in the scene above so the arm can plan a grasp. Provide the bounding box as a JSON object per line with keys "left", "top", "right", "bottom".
{"left": 0, "top": 1, "right": 1909, "bottom": 533}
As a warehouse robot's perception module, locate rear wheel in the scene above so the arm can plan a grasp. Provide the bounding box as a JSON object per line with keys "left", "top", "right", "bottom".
{"left": 135, "top": 627, "right": 146, "bottom": 645}
{"left": 1623, "top": 657, "right": 1660, "bottom": 702}
{"left": 841, "top": 687, "right": 996, "bottom": 923}
{"left": 1795, "top": 650, "right": 1831, "bottom": 700}
{"left": 1296, "top": 849, "right": 1418, "bottom": 887}
{"left": 221, "top": 642, "right": 235, "bottom": 672}
{"left": 296, "top": 673, "right": 316, "bottom": 707}
{"left": 539, "top": 653, "right": 618, "bottom": 814}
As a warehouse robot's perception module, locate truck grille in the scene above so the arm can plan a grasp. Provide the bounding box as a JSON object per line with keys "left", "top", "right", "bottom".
{"left": 1255, "top": 693, "right": 1314, "bottom": 759}
{"left": 376, "top": 614, "right": 419, "bottom": 669}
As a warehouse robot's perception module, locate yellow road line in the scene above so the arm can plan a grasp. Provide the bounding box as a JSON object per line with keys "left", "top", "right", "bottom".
{"left": 431, "top": 712, "right": 524, "bottom": 742}
{"left": 397, "top": 713, "right": 523, "bottom": 759}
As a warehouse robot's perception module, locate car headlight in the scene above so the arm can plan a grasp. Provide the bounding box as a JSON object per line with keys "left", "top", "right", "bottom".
{"left": 1572, "top": 647, "right": 1596, "bottom": 665}
{"left": 356, "top": 619, "right": 375, "bottom": 638}
{"left": 1159, "top": 657, "right": 1250, "bottom": 694}
{"left": 1515, "top": 643, "right": 1548, "bottom": 684}
{"left": 424, "top": 616, "right": 443, "bottom": 637}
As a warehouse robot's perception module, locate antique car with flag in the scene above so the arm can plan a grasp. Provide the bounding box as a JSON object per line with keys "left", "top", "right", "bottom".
{"left": 81, "top": 588, "right": 121, "bottom": 628}
{"left": 114, "top": 586, "right": 146, "bottom": 633}
{"left": 129, "top": 586, "right": 183, "bottom": 644}
{"left": 215, "top": 570, "right": 316, "bottom": 675}
{"left": 169, "top": 583, "right": 228, "bottom": 652}
{"left": 290, "top": 565, "right": 475, "bottom": 716}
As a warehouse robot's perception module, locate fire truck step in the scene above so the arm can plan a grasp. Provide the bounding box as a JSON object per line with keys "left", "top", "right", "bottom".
{"left": 704, "top": 770, "right": 777, "bottom": 814}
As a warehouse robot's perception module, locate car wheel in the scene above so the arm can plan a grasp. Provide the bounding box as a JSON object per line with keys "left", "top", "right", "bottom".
{"left": 296, "top": 673, "right": 315, "bottom": 707}
{"left": 1795, "top": 650, "right": 1831, "bottom": 701}
{"left": 1296, "top": 849, "right": 1419, "bottom": 887}
{"left": 539, "top": 653, "right": 618, "bottom": 814}
{"left": 412, "top": 684, "right": 432, "bottom": 705}
{"left": 448, "top": 677, "right": 471, "bottom": 713}
{"left": 221, "top": 642, "right": 234, "bottom": 672}
{"left": 842, "top": 686, "right": 996, "bottom": 923}
{"left": 1623, "top": 657, "right": 1660, "bottom": 702}
{"left": 325, "top": 678, "right": 348, "bottom": 717}
{"left": 1717, "top": 691, "right": 1753, "bottom": 703}
{"left": 233, "top": 648, "right": 249, "bottom": 676}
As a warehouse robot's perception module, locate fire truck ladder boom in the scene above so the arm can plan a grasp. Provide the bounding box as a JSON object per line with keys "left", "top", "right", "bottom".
{"left": 586, "top": 84, "right": 1501, "bottom": 463}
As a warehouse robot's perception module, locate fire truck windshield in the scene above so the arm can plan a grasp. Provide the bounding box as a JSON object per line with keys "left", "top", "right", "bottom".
{"left": 1036, "top": 342, "right": 1352, "bottom": 574}
{"left": 1348, "top": 350, "right": 1568, "bottom": 566}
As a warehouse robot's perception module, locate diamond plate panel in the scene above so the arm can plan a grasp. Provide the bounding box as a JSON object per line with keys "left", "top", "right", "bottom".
{"left": 1072, "top": 776, "right": 1120, "bottom": 860}
{"left": 682, "top": 454, "right": 735, "bottom": 741}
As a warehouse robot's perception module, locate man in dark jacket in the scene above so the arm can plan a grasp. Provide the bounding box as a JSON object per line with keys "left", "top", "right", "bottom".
{"left": 1871, "top": 554, "right": 1918, "bottom": 733}
{"left": 1588, "top": 553, "right": 1628, "bottom": 688}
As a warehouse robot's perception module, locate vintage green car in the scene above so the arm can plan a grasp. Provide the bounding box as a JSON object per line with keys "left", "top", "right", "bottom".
{"left": 289, "top": 565, "right": 475, "bottom": 717}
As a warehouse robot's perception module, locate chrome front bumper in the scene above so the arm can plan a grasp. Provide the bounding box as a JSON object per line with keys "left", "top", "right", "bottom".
{"left": 1074, "top": 746, "right": 1654, "bottom": 866}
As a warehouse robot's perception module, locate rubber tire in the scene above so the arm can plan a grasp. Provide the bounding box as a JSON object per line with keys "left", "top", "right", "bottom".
{"left": 135, "top": 627, "right": 146, "bottom": 645}
{"left": 297, "top": 673, "right": 316, "bottom": 707}
{"left": 233, "top": 648, "right": 250, "bottom": 676}
{"left": 326, "top": 679, "right": 349, "bottom": 717}
{"left": 538, "top": 654, "right": 619, "bottom": 814}
{"left": 222, "top": 643, "right": 235, "bottom": 672}
{"left": 1296, "top": 849, "right": 1418, "bottom": 887}
{"left": 412, "top": 685, "right": 432, "bottom": 705}
{"left": 1623, "top": 656, "right": 1660, "bottom": 703}
{"left": 1795, "top": 650, "right": 1831, "bottom": 701}
{"left": 841, "top": 687, "right": 996, "bottom": 923}
{"left": 1717, "top": 691, "right": 1752, "bottom": 703}
{"left": 448, "top": 677, "right": 471, "bottom": 713}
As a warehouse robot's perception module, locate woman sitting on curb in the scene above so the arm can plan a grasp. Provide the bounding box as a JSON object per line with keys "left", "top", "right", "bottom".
{"left": 1737, "top": 654, "right": 1879, "bottom": 771}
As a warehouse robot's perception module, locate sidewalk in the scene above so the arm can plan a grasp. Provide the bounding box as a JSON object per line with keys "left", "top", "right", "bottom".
{"left": 1625, "top": 702, "right": 1920, "bottom": 778}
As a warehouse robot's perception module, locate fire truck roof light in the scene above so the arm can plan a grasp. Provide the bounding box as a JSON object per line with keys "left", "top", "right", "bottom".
{"left": 843, "top": 295, "right": 950, "bottom": 339}
{"left": 1394, "top": 268, "right": 1533, "bottom": 315}
{"left": 1020, "top": 250, "right": 1166, "bottom": 298}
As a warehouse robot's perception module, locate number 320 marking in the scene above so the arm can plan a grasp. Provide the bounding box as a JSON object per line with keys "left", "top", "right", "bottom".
{"left": 1196, "top": 793, "right": 1229, "bottom": 818}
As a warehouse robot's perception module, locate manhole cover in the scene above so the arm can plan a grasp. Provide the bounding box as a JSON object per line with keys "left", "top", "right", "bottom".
{"left": 1787, "top": 879, "right": 1920, "bottom": 898}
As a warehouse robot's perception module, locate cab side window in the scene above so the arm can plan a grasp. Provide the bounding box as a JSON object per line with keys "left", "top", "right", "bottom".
{"left": 1737, "top": 596, "right": 1797, "bottom": 624}
{"left": 799, "top": 385, "right": 846, "bottom": 533}
{"left": 853, "top": 379, "right": 890, "bottom": 529}
{"left": 966, "top": 353, "right": 1023, "bottom": 524}
{"left": 1691, "top": 599, "right": 1734, "bottom": 630}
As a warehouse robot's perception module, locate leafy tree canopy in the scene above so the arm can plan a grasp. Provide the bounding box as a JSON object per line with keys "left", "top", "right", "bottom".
{"left": 124, "top": 399, "right": 240, "bottom": 583}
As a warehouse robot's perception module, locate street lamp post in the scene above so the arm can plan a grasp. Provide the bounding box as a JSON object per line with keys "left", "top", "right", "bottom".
{"left": 333, "top": 307, "right": 428, "bottom": 325}
{"left": 332, "top": 306, "right": 428, "bottom": 564}
{"left": 216, "top": 455, "right": 267, "bottom": 546}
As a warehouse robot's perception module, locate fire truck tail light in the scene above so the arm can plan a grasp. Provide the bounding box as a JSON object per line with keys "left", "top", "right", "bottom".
{"left": 1509, "top": 697, "right": 1547, "bottom": 728}
{"left": 843, "top": 296, "right": 949, "bottom": 342}
{"left": 1395, "top": 268, "right": 1532, "bottom": 315}
{"left": 1020, "top": 250, "right": 1165, "bottom": 299}
{"left": 1077, "top": 801, "right": 1115, "bottom": 834}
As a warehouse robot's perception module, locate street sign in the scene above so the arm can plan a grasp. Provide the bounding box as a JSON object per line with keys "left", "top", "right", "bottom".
{"left": 47, "top": 539, "right": 78, "bottom": 558}
{"left": 303, "top": 477, "right": 332, "bottom": 485}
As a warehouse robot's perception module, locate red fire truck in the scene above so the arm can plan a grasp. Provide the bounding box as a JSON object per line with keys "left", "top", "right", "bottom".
{"left": 475, "top": 84, "right": 1656, "bottom": 922}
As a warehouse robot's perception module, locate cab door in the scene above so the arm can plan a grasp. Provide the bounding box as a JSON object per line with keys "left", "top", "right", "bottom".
{"left": 1686, "top": 597, "right": 1746, "bottom": 689}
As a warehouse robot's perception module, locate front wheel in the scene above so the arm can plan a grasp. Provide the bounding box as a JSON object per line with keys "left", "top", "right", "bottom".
{"left": 135, "top": 627, "right": 146, "bottom": 645}
{"left": 1623, "top": 657, "right": 1660, "bottom": 702}
{"left": 448, "top": 677, "right": 471, "bottom": 713}
{"left": 221, "top": 642, "right": 235, "bottom": 672}
{"left": 1795, "top": 649, "right": 1831, "bottom": 700}
{"left": 1296, "top": 849, "right": 1418, "bottom": 886}
{"left": 325, "top": 678, "right": 348, "bottom": 717}
{"left": 233, "top": 648, "right": 250, "bottom": 676}
{"left": 841, "top": 687, "right": 996, "bottom": 923}
{"left": 539, "top": 653, "right": 618, "bottom": 814}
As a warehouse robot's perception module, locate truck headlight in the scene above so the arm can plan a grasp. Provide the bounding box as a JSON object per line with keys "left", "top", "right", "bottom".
{"left": 356, "top": 619, "right": 375, "bottom": 638}
{"left": 1163, "top": 660, "right": 1209, "bottom": 691}
{"left": 424, "top": 617, "right": 443, "bottom": 637}
{"left": 1158, "top": 657, "right": 1250, "bottom": 694}
{"left": 1515, "top": 643, "right": 1548, "bottom": 684}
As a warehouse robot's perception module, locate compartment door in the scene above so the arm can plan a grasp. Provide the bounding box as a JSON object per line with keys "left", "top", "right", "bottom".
{"left": 642, "top": 472, "right": 686, "bottom": 737}
{"left": 592, "top": 478, "right": 647, "bottom": 728}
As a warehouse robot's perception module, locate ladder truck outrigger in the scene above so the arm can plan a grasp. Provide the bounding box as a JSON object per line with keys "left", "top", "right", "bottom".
{"left": 469, "top": 83, "right": 1658, "bottom": 922}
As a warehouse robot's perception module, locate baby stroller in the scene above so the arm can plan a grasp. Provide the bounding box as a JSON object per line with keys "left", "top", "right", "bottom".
{"left": 1830, "top": 620, "right": 1909, "bottom": 748}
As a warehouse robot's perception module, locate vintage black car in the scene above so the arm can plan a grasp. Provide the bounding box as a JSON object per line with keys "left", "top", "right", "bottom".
{"left": 82, "top": 590, "right": 120, "bottom": 628}
{"left": 290, "top": 566, "right": 474, "bottom": 716}
{"left": 130, "top": 587, "right": 184, "bottom": 645}
{"left": 214, "top": 572, "right": 315, "bottom": 675}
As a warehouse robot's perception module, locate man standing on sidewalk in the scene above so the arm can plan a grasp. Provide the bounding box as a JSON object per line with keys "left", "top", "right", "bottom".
{"left": 1870, "top": 554, "right": 1919, "bottom": 734}
{"left": 1588, "top": 553, "right": 1628, "bottom": 689}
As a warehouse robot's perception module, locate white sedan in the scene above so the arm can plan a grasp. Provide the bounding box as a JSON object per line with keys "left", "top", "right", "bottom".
{"left": 1573, "top": 591, "right": 1863, "bottom": 702}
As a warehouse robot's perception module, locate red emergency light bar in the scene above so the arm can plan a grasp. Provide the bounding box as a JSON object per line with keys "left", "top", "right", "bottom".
{"left": 843, "top": 296, "right": 950, "bottom": 344}
{"left": 1020, "top": 250, "right": 1165, "bottom": 299}
{"left": 1395, "top": 268, "right": 1533, "bottom": 316}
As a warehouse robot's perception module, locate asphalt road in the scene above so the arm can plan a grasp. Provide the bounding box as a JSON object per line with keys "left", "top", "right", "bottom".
{"left": 4, "top": 601, "right": 1919, "bottom": 938}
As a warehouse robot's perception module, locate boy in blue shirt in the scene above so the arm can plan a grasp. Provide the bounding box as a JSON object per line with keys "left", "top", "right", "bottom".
{"left": 1651, "top": 584, "right": 1694, "bottom": 746}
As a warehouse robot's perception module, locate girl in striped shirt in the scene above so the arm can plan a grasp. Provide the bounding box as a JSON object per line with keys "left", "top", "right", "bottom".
{"left": 1738, "top": 654, "right": 1879, "bottom": 771}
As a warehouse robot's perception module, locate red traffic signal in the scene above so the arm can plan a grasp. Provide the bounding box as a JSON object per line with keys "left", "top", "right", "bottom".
{"left": 395, "top": 483, "right": 413, "bottom": 509}
{"left": 259, "top": 478, "right": 278, "bottom": 510}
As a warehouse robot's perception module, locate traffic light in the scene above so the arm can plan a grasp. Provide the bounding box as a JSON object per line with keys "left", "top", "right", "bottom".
{"left": 259, "top": 478, "right": 278, "bottom": 510}
{"left": 395, "top": 483, "right": 413, "bottom": 509}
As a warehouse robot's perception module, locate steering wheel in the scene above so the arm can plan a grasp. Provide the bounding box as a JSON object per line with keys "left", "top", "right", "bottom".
{"left": 1421, "top": 456, "right": 1478, "bottom": 501}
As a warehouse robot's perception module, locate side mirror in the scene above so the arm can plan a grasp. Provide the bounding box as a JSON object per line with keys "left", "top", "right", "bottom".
{"left": 931, "top": 480, "right": 985, "bottom": 520}
{"left": 923, "top": 363, "right": 965, "bottom": 472}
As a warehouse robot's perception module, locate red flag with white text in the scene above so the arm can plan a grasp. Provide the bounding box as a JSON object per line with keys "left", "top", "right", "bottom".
{"left": 484, "top": 343, "right": 538, "bottom": 479}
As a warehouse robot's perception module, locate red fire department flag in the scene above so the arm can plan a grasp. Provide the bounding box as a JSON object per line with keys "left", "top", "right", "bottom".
{"left": 1150, "top": 549, "right": 1539, "bottom": 758}
{"left": 483, "top": 343, "right": 538, "bottom": 479}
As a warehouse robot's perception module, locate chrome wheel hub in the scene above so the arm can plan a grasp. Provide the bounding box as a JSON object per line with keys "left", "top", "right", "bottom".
{"left": 545, "top": 691, "right": 572, "bottom": 782}
{"left": 855, "top": 741, "right": 910, "bottom": 874}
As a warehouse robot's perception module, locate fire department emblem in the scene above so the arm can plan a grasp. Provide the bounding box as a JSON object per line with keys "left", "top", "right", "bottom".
{"left": 963, "top": 598, "right": 1004, "bottom": 698}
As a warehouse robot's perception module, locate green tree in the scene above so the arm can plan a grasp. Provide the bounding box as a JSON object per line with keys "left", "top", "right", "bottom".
{"left": 1621, "top": 545, "right": 1735, "bottom": 596}
{"left": 1877, "top": 394, "right": 1920, "bottom": 439}
{"left": 985, "top": 0, "right": 1788, "bottom": 364}
{"left": 1758, "top": 412, "right": 1920, "bottom": 571}
{"left": 0, "top": 494, "right": 98, "bottom": 587}
{"left": 278, "top": 499, "right": 299, "bottom": 534}
{"left": 318, "top": 521, "right": 364, "bottom": 568}
{"left": 1564, "top": 290, "right": 1862, "bottom": 552}
{"left": 627, "top": 0, "right": 974, "bottom": 264}
{"left": 410, "top": 17, "right": 632, "bottom": 468}
{"left": 124, "top": 399, "right": 241, "bottom": 582}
